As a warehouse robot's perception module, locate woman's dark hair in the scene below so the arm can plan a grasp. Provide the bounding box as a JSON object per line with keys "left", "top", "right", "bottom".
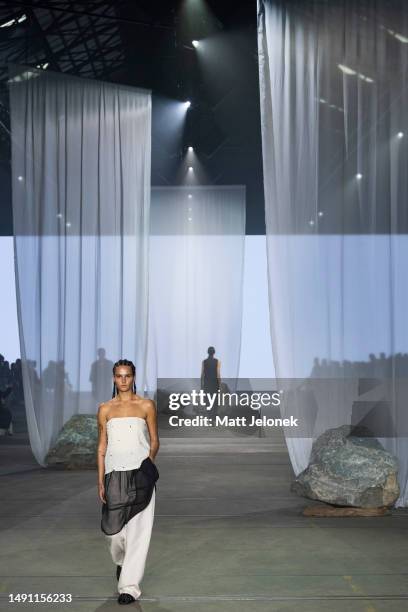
{"left": 112, "top": 359, "right": 136, "bottom": 398}
{"left": 207, "top": 346, "right": 215, "bottom": 356}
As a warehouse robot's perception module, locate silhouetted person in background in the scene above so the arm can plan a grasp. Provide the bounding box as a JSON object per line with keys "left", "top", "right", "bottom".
{"left": 201, "top": 347, "right": 221, "bottom": 413}
{"left": 0, "top": 356, "right": 11, "bottom": 389}
{"left": 43, "top": 360, "right": 57, "bottom": 393}
{"left": 0, "top": 385, "right": 13, "bottom": 435}
{"left": 55, "top": 360, "right": 72, "bottom": 396}
{"left": 90, "top": 348, "right": 114, "bottom": 404}
{"left": 11, "top": 360, "right": 23, "bottom": 403}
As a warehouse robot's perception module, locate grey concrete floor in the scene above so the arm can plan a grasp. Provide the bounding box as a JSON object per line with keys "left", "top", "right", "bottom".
{"left": 1, "top": 431, "right": 408, "bottom": 612}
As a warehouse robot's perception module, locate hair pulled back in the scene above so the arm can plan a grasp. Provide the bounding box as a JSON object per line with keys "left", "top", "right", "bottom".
{"left": 112, "top": 358, "right": 136, "bottom": 398}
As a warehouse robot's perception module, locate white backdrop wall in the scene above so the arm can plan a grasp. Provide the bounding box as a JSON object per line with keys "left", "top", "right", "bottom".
{"left": 1, "top": 235, "right": 272, "bottom": 380}
{"left": 5, "top": 234, "right": 408, "bottom": 381}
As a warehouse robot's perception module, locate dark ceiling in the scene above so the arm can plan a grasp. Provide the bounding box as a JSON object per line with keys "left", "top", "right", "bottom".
{"left": 0, "top": 0, "right": 265, "bottom": 235}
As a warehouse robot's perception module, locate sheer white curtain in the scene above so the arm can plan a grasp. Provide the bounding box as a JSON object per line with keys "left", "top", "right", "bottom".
{"left": 146, "top": 186, "right": 245, "bottom": 390}
{"left": 9, "top": 67, "right": 151, "bottom": 465}
{"left": 258, "top": 0, "right": 408, "bottom": 505}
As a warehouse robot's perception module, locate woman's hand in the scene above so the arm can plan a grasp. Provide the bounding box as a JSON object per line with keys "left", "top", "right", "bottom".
{"left": 98, "top": 482, "right": 106, "bottom": 504}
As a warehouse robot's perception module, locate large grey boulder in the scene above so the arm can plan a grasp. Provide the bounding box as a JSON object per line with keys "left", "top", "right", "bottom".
{"left": 291, "top": 425, "right": 399, "bottom": 507}
{"left": 45, "top": 414, "right": 97, "bottom": 469}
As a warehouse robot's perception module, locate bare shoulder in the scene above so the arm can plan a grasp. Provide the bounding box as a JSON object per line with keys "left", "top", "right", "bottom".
{"left": 141, "top": 398, "right": 157, "bottom": 417}
{"left": 97, "top": 401, "right": 110, "bottom": 423}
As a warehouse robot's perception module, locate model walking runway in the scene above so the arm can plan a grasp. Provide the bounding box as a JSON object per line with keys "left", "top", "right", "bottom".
{"left": 97, "top": 359, "right": 160, "bottom": 605}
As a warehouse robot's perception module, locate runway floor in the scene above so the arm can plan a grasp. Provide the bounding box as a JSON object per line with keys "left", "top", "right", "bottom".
{"left": 1, "top": 430, "right": 408, "bottom": 612}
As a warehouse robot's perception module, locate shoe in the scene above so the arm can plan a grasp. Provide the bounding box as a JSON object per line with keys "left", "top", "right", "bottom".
{"left": 117, "top": 593, "right": 136, "bottom": 604}
{"left": 116, "top": 565, "right": 122, "bottom": 580}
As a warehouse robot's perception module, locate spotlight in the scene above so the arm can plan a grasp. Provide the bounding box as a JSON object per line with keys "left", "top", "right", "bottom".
{"left": 338, "top": 64, "right": 357, "bottom": 75}
{"left": 395, "top": 32, "right": 408, "bottom": 43}
{"left": 188, "top": 166, "right": 194, "bottom": 171}
{"left": 188, "top": 217, "right": 192, "bottom": 221}
{"left": 66, "top": 222, "right": 71, "bottom": 228}
{"left": 356, "top": 173, "right": 363, "bottom": 180}
{"left": 309, "top": 220, "right": 315, "bottom": 226}
{"left": 17, "top": 175, "right": 23, "bottom": 181}
{"left": 185, "top": 100, "right": 191, "bottom": 108}
{"left": 188, "top": 194, "right": 193, "bottom": 198}
{"left": 318, "top": 211, "right": 324, "bottom": 217}
{"left": 398, "top": 132, "right": 404, "bottom": 139}
{"left": 1, "top": 14, "right": 26, "bottom": 28}
{"left": 192, "top": 40, "right": 199, "bottom": 48}
{"left": 188, "top": 146, "right": 194, "bottom": 152}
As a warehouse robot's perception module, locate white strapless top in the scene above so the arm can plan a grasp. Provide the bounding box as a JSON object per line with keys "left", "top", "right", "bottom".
{"left": 104, "top": 416, "right": 150, "bottom": 475}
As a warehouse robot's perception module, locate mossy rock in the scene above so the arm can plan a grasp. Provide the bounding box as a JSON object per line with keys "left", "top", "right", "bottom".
{"left": 291, "top": 425, "right": 399, "bottom": 507}
{"left": 45, "top": 414, "right": 97, "bottom": 469}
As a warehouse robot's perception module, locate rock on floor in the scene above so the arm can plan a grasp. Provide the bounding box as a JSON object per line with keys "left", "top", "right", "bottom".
{"left": 291, "top": 425, "right": 399, "bottom": 507}
{"left": 45, "top": 414, "right": 97, "bottom": 469}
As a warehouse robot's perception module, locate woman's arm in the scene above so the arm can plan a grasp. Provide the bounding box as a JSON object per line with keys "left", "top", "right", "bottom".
{"left": 145, "top": 399, "right": 160, "bottom": 462}
{"left": 97, "top": 403, "right": 108, "bottom": 502}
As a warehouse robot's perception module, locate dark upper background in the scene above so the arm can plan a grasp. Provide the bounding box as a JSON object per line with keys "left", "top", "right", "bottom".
{"left": 0, "top": 0, "right": 265, "bottom": 235}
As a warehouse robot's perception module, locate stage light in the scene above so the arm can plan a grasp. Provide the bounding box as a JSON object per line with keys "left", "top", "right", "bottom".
{"left": 188, "top": 217, "right": 192, "bottom": 221}
{"left": 192, "top": 40, "right": 199, "bottom": 48}
{"left": 338, "top": 64, "right": 356, "bottom": 76}
{"left": 309, "top": 220, "right": 315, "bottom": 226}
{"left": 185, "top": 100, "right": 191, "bottom": 108}
{"left": 356, "top": 173, "right": 363, "bottom": 180}
{"left": 398, "top": 132, "right": 404, "bottom": 139}
{"left": 318, "top": 211, "right": 324, "bottom": 217}
{"left": 1, "top": 13, "right": 26, "bottom": 27}
{"left": 1, "top": 18, "right": 16, "bottom": 28}
{"left": 394, "top": 32, "right": 408, "bottom": 43}
{"left": 56, "top": 213, "right": 63, "bottom": 218}
{"left": 357, "top": 73, "right": 374, "bottom": 83}
{"left": 66, "top": 222, "right": 71, "bottom": 228}
{"left": 188, "top": 166, "right": 194, "bottom": 171}
{"left": 188, "top": 146, "right": 194, "bottom": 152}
{"left": 17, "top": 175, "right": 23, "bottom": 181}
{"left": 188, "top": 194, "right": 193, "bottom": 198}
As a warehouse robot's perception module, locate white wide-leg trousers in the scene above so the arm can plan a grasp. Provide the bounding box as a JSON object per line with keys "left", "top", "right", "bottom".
{"left": 105, "top": 488, "right": 155, "bottom": 599}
